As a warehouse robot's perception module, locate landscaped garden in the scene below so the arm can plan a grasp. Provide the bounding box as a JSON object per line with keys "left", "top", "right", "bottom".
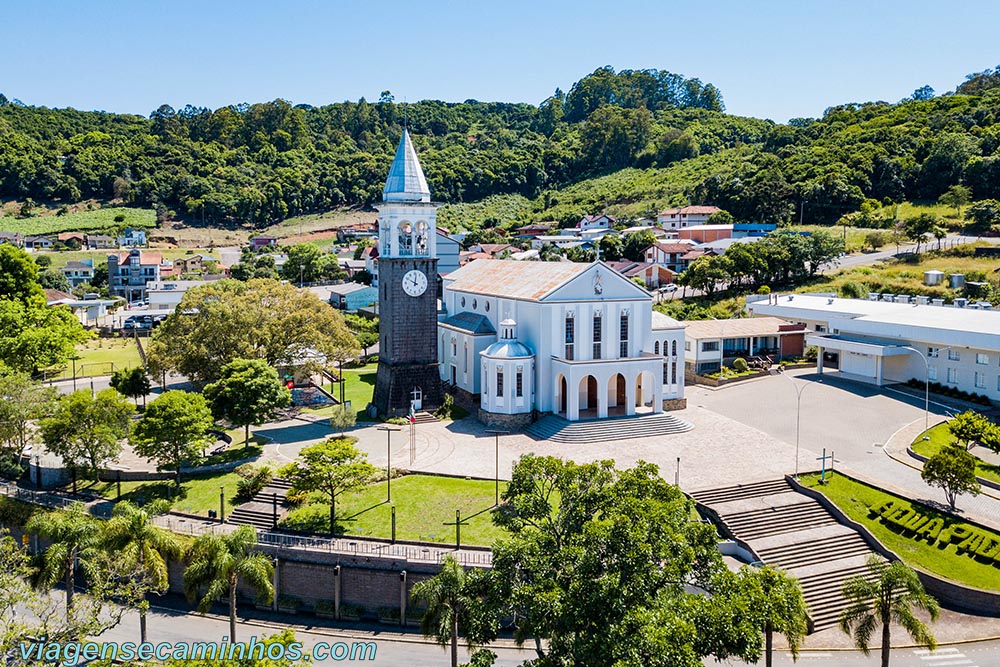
{"left": 803, "top": 473, "right": 1000, "bottom": 591}
{"left": 82, "top": 471, "right": 243, "bottom": 516}
{"left": 911, "top": 421, "right": 1000, "bottom": 485}
{"left": 281, "top": 473, "right": 509, "bottom": 546}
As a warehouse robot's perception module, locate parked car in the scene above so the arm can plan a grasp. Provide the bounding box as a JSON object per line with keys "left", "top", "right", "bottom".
{"left": 658, "top": 284, "right": 678, "bottom": 293}
{"left": 122, "top": 315, "right": 153, "bottom": 331}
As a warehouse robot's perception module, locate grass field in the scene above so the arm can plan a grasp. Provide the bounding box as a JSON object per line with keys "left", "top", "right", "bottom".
{"left": 282, "top": 473, "right": 508, "bottom": 546}
{"left": 46, "top": 338, "right": 143, "bottom": 380}
{"left": 81, "top": 470, "right": 243, "bottom": 516}
{"left": 794, "top": 242, "right": 1000, "bottom": 302}
{"left": 787, "top": 225, "right": 873, "bottom": 254}
{"left": 803, "top": 473, "right": 1000, "bottom": 591}
{"left": 911, "top": 422, "right": 1000, "bottom": 485}
{"left": 37, "top": 247, "right": 223, "bottom": 270}
{"left": 0, "top": 207, "right": 155, "bottom": 236}
{"left": 312, "top": 362, "right": 378, "bottom": 421}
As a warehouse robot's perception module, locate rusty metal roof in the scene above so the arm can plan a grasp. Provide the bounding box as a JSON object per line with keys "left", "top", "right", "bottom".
{"left": 683, "top": 317, "right": 804, "bottom": 340}
{"left": 446, "top": 259, "right": 591, "bottom": 301}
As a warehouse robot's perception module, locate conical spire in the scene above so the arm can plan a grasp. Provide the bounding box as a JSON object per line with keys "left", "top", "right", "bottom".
{"left": 383, "top": 129, "right": 431, "bottom": 202}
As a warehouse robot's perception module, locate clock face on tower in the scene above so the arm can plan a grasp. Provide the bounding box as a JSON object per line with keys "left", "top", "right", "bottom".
{"left": 402, "top": 269, "right": 428, "bottom": 297}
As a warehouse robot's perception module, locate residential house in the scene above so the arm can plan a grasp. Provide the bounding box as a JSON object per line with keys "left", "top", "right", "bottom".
{"left": 86, "top": 234, "right": 116, "bottom": 249}
{"left": 339, "top": 258, "right": 368, "bottom": 278}
{"left": 606, "top": 261, "right": 675, "bottom": 290}
{"left": 678, "top": 224, "right": 733, "bottom": 244}
{"left": 437, "top": 230, "right": 461, "bottom": 276}
{"left": 251, "top": 235, "right": 279, "bottom": 250}
{"left": 329, "top": 282, "right": 378, "bottom": 311}
{"left": 515, "top": 223, "right": 554, "bottom": 239}
{"left": 61, "top": 259, "right": 95, "bottom": 287}
{"left": 361, "top": 245, "right": 379, "bottom": 286}
{"left": 644, "top": 241, "right": 698, "bottom": 273}
{"left": 108, "top": 249, "right": 164, "bottom": 302}
{"left": 44, "top": 289, "right": 116, "bottom": 325}
{"left": 682, "top": 316, "right": 806, "bottom": 376}
{"left": 657, "top": 205, "right": 722, "bottom": 230}
{"left": 146, "top": 280, "right": 212, "bottom": 312}
{"left": 118, "top": 228, "right": 147, "bottom": 247}
{"left": 57, "top": 232, "right": 86, "bottom": 248}
{"left": 468, "top": 243, "right": 514, "bottom": 258}
{"left": 24, "top": 236, "right": 53, "bottom": 250}
{"left": 0, "top": 232, "right": 24, "bottom": 247}
{"left": 576, "top": 214, "right": 616, "bottom": 232}
{"left": 336, "top": 223, "right": 377, "bottom": 242}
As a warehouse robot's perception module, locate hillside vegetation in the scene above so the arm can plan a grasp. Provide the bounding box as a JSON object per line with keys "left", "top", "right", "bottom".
{"left": 1, "top": 65, "right": 999, "bottom": 233}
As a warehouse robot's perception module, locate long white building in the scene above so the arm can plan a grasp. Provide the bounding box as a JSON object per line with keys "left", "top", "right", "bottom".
{"left": 748, "top": 293, "right": 1000, "bottom": 402}
{"left": 438, "top": 259, "right": 686, "bottom": 427}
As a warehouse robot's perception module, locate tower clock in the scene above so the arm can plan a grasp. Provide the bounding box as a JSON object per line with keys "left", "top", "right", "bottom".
{"left": 372, "top": 130, "right": 443, "bottom": 416}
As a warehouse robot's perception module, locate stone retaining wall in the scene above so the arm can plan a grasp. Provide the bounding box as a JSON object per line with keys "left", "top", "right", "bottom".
{"left": 662, "top": 398, "right": 688, "bottom": 411}
{"left": 477, "top": 409, "right": 534, "bottom": 431}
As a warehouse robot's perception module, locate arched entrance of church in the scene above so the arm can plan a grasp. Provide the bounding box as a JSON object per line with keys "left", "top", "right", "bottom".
{"left": 608, "top": 373, "right": 627, "bottom": 416}
{"left": 579, "top": 375, "right": 598, "bottom": 417}
{"left": 556, "top": 375, "right": 567, "bottom": 415}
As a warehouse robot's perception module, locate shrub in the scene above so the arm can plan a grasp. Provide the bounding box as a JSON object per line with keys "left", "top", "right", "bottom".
{"left": 804, "top": 345, "right": 818, "bottom": 362}
{"left": 0, "top": 450, "right": 25, "bottom": 480}
{"left": 732, "top": 357, "right": 749, "bottom": 372}
{"left": 756, "top": 285, "right": 771, "bottom": 295}
{"left": 840, "top": 281, "right": 868, "bottom": 299}
{"left": 235, "top": 463, "right": 273, "bottom": 500}
{"left": 385, "top": 417, "right": 408, "bottom": 425}
{"left": 435, "top": 393, "right": 456, "bottom": 419}
{"left": 279, "top": 503, "right": 330, "bottom": 533}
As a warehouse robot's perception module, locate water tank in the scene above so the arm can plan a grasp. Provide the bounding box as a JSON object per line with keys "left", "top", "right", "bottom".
{"left": 955, "top": 297, "right": 968, "bottom": 308}
{"left": 949, "top": 274, "right": 965, "bottom": 289}
{"left": 915, "top": 296, "right": 929, "bottom": 305}
{"left": 931, "top": 298, "right": 945, "bottom": 307}
{"left": 868, "top": 292, "right": 880, "bottom": 301}
{"left": 923, "top": 270, "right": 944, "bottom": 286}
{"left": 894, "top": 295, "right": 911, "bottom": 304}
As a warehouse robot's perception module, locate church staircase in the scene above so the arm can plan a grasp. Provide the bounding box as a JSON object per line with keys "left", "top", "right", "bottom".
{"left": 692, "top": 478, "right": 878, "bottom": 632}
{"left": 525, "top": 412, "right": 694, "bottom": 443}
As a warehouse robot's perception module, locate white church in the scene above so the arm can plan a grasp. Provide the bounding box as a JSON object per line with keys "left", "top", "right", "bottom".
{"left": 374, "top": 129, "right": 687, "bottom": 428}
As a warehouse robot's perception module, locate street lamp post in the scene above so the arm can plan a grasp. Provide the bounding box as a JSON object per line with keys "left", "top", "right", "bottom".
{"left": 219, "top": 486, "right": 225, "bottom": 523}
{"left": 897, "top": 345, "right": 948, "bottom": 433}
{"left": 299, "top": 264, "right": 304, "bottom": 289}
{"left": 772, "top": 369, "right": 820, "bottom": 478}
{"left": 485, "top": 429, "right": 509, "bottom": 506}
{"left": 377, "top": 426, "right": 401, "bottom": 502}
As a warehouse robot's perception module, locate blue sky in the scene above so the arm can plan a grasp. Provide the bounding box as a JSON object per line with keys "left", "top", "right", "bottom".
{"left": 3, "top": 0, "right": 998, "bottom": 122}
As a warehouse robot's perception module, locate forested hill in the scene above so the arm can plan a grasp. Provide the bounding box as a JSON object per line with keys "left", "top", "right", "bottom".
{"left": 1, "top": 65, "right": 999, "bottom": 231}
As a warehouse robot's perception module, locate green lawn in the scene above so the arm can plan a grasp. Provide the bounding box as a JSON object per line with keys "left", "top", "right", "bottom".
{"left": 282, "top": 474, "right": 509, "bottom": 546}
{"left": 82, "top": 471, "right": 243, "bottom": 517}
{"left": 803, "top": 473, "right": 1000, "bottom": 591}
{"left": 47, "top": 338, "right": 143, "bottom": 380}
{"left": 911, "top": 422, "right": 1000, "bottom": 485}
{"left": 311, "top": 362, "right": 378, "bottom": 421}
{"left": 2, "top": 207, "right": 155, "bottom": 236}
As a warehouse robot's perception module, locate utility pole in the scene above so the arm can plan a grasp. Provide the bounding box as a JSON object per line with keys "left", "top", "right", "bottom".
{"left": 485, "top": 429, "right": 509, "bottom": 506}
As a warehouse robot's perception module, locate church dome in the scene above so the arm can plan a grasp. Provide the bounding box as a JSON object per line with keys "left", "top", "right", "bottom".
{"left": 482, "top": 318, "right": 533, "bottom": 358}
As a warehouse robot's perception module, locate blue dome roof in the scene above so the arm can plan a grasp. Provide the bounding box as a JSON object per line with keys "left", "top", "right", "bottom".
{"left": 482, "top": 340, "right": 533, "bottom": 359}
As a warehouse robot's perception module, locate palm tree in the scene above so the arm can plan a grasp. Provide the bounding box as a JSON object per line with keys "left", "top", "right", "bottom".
{"left": 750, "top": 566, "right": 809, "bottom": 667}
{"left": 839, "top": 555, "right": 939, "bottom": 667}
{"left": 411, "top": 555, "right": 475, "bottom": 667}
{"left": 183, "top": 525, "right": 274, "bottom": 641}
{"left": 25, "top": 502, "right": 103, "bottom": 618}
{"left": 103, "top": 500, "right": 181, "bottom": 644}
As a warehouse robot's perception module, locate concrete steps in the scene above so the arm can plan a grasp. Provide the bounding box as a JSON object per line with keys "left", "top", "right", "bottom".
{"left": 693, "top": 477, "right": 878, "bottom": 634}
{"left": 525, "top": 412, "right": 694, "bottom": 443}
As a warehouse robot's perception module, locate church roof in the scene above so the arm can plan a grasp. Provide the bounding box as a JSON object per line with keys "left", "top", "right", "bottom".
{"left": 446, "top": 259, "right": 591, "bottom": 301}
{"left": 382, "top": 129, "right": 431, "bottom": 202}
{"left": 440, "top": 312, "right": 496, "bottom": 335}
{"left": 482, "top": 339, "right": 534, "bottom": 359}
{"left": 651, "top": 311, "right": 685, "bottom": 330}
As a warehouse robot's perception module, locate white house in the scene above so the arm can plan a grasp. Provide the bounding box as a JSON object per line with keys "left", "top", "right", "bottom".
{"left": 61, "top": 260, "right": 95, "bottom": 287}
{"left": 657, "top": 205, "right": 721, "bottom": 230}
{"left": 118, "top": 228, "right": 147, "bottom": 247}
{"left": 681, "top": 317, "right": 807, "bottom": 376}
{"left": 748, "top": 293, "right": 1000, "bottom": 402}
{"left": 576, "top": 214, "right": 616, "bottom": 232}
{"left": 438, "top": 259, "right": 686, "bottom": 427}
{"left": 644, "top": 241, "right": 698, "bottom": 272}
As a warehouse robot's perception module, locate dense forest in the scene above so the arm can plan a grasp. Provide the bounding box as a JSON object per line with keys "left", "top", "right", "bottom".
{"left": 1, "top": 65, "right": 999, "bottom": 231}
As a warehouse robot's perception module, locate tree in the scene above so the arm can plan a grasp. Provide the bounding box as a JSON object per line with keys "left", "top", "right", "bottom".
{"left": 280, "top": 438, "right": 375, "bottom": 533}
{"left": 964, "top": 199, "right": 1000, "bottom": 235}
{"left": 911, "top": 85, "right": 935, "bottom": 101}
{"left": 0, "top": 299, "right": 89, "bottom": 375}
{"left": 598, "top": 233, "right": 623, "bottom": 261}
{"left": 932, "top": 224, "right": 947, "bottom": 250}
{"left": 706, "top": 209, "right": 735, "bottom": 225}
{"left": 938, "top": 184, "right": 971, "bottom": 216}
{"left": 979, "top": 424, "right": 1000, "bottom": 455}
{"left": 110, "top": 366, "right": 151, "bottom": 407}
{"left": 623, "top": 230, "right": 657, "bottom": 262}
{"left": 0, "top": 245, "right": 43, "bottom": 304}
{"left": 329, "top": 403, "right": 356, "bottom": 436}
{"left": 839, "top": 555, "right": 939, "bottom": 667}
{"left": 921, "top": 443, "right": 981, "bottom": 510}
{"left": 864, "top": 230, "right": 889, "bottom": 252}
{"left": 411, "top": 555, "right": 490, "bottom": 667}
{"left": 25, "top": 502, "right": 104, "bottom": 618}
{"left": 902, "top": 214, "right": 938, "bottom": 253}
{"left": 488, "top": 455, "right": 766, "bottom": 667}
{"left": 203, "top": 359, "right": 291, "bottom": 448}
{"left": 0, "top": 371, "right": 55, "bottom": 454}
{"left": 805, "top": 230, "right": 845, "bottom": 275}
{"left": 40, "top": 389, "right": 134, "bottom": 480}
{"left": 131, "top": 390, "right": 214, "bottom": 484}
{"left": 148, "top": 279, "right": 359, "bottom": 385}
{"left": 742, "top": 566, "right": 808, "bottom": 667}
{"left": 38, "top": 269, "right": 71, "bottom": 292}
{"left": 103, "top": 500, "right": 181, "bottom": 643}
{"left": 947, "top": 411, "right": 990, "bottom": 448}
{"left": 183, "top": 525, "right": 274, "bottom": 642}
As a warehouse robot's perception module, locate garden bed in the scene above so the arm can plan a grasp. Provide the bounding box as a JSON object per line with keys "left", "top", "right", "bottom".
{"left": 910, "top": 422, "right": 1000, "bottom": 488}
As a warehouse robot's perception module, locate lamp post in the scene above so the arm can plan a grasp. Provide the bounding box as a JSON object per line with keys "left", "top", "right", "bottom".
{"left": 897, "top": 345, "right": 948, "bottom": 433}
{"left": 772, "top": 369, "right": 820, "bottom": 479}
{"left": 219, "top": 486, "right": 225, "bottom": 523}
{"left": 675, "top": 456, "right": 680, "bottom": 487}
{"left": 299, "top": 264, "right": 304, "bottom": 289}
{"left": 377, "top": 426, "right": 401, "bottom": 502}
{"left": 485, "top": 429, "right": 509, "bottom": 506}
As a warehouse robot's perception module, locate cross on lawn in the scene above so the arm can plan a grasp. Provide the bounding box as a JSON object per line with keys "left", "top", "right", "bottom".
{"left": 817, "top": 448, "right": 835, "bottom": 484}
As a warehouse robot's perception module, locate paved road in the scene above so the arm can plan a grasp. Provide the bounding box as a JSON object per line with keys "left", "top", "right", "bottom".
{"left": 716, "top": 641, "right": 1000, "bottom": 667}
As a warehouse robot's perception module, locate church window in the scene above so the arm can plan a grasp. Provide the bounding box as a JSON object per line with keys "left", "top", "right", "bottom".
{"left": 672, "top": 340, "right": 677, "bottom": 356}
{"left": 464, "top": 342, "right": 468, "bottom": 372}
{"left": 619, "top": 313, "right": 629, "bottom": 358}
{"left": 399, "top": 222, "right": 413, "bottom": 256}
{"left": 670, "top": 362, "right": 677, "bottom": 384}
{"left": 497, "top": 369, "right": 504, "bottom": 397}
{"left": 461, "top": 296, "right": 466, "bottom": 308}
{"left": 564, "top": 316, "right": 575, "bottom": 360}
{"left": 592, "top": 314, "right": 602, "bottom": 360}
{"left": 473, "top": 299, "right": 478, "bottom": 310}
{"left": 655, "top": 341, "right": 660, "bottom": 354}
{"left": 451, "top": 338, "right": 457, "bottom": 356}
{"left": 485, "top": 301, "right": 490, "bottom": 312}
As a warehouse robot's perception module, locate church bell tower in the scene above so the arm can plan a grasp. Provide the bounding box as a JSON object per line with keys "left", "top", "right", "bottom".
{"left": 372, "top": 130, "right": 443, "bottom": 416}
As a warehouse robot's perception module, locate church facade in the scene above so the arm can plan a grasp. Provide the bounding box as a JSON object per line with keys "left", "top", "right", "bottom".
{"left": 439, "top": 259, "right": 686, "bottom": 427}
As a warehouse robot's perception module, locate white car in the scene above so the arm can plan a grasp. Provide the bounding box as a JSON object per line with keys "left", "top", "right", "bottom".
{"left": 658, "top": 284, "right": 679, "bottom": 293}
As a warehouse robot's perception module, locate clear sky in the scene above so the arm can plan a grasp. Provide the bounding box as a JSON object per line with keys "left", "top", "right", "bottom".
{"left": 3, "top": 0, "right": 998, "bottom": 123}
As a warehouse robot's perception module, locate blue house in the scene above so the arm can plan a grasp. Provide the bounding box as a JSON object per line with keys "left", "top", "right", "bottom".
{"left": 329, "top": 282, "right": 378, "bottom": 311}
